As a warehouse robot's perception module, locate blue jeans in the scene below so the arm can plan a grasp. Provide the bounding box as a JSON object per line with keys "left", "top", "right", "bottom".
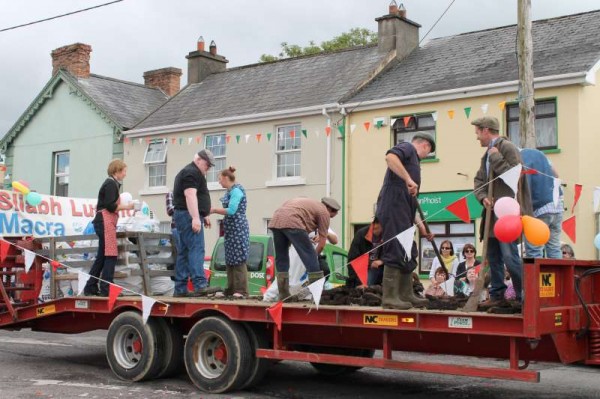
{"left": 525, "top": 212, "right": 563, "bottom": 259}
{"left": 271, "top": 228, "right": 320, "bottom": 273}
{"left": 174, "top": 210, "right": 207, "bottom": 294}
{"left": 368, "top": 266, "right": 384, "bottom": 286}
{"left": 487, "top": 238, "right": 522, "bottom": 301}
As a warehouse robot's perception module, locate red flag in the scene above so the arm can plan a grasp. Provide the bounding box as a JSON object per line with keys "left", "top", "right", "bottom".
{"left": 572, "top": 184, "right": 583, "bottom": 214}
{"left": 325, "top": 126, "right": 331, "bottom": 137}
{"left": 196, "top": 136, "right": 201, "bottom": 144}
{"left": 50, "top": 260, "right": 61, "bottom": 271}
{"left": 363, "top": 121, "right": 371, "bottom": 132}
{"left": 350, "top": 253, "right": 369, "bottom": 286}
{"left": 123, "top": 137, "right": 130, "bottom": 144}
{"left": 522, "top": 168, "right": 538, "bottom": 175}
{"left": 446, "top": 197, "right": 470, "bottom": 223}
{"left": 403, "top": 116, "right": 411, "bottom": 127}
{"left": 267, "top": 301, "right": 283, "bottom": 331}
{"left": 260, "top": 286, "right": 267, "bottom": 295}
{"left": 256, "top": 133, "right": 262, "bottom": 143}
{"left": 0, "top": 240, "right": 10, "bottom": 262}
{"left": 108, "top": 284, "right": 123, "bottom": 312}
{"left": 562, "top": 216, "right": 576, "bottom": 243}
{"left": 289, "top": 130, "right": 295, "bottom": 139}
{"left": 171, "top": 137, "right": 176, "bottom": 144}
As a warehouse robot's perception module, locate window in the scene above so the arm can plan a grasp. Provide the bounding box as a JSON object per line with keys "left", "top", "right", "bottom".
{"left": 332, "top": 252, "right": 348, "bottom": 278}
{"left": 53, "top": 151, "right": 69, "bottom": 197}
{"left": 418, "top": 221, "right": 476, "bottom": 275}
{"left": 144, "top": 140, "right": 167, "bottom": 187}
{"left": 507, "top": 99, "right": 557, "bottom": 150}
{"left": 205, "top": 133, "right": 226, "bottom": 183}
{"left": 392, "top": 114, "right": 436, "bottom": 158}
{"left": 276, "top": 124, "right": 301, "bottom": 178}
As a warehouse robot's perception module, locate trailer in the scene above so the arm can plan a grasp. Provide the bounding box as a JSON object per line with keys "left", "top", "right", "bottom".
{"left": 1, "top": 235, "right": 599, "bottom": 393}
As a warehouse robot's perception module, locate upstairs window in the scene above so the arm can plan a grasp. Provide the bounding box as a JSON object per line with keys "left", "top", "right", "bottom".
{"left": 53, "top": 151, "right": 70, "bottom": 197}
{"left": 507, "top": 99, "right": 557, "bottom": 150}
{"left": 205, "top": 133, "right": 226, "bottom": 183}
{"left": 276, "top": 124, "right": 301, "bottom": 178}
{"left": 392, "top": 114, "right": 436, "bottom": 159}
{"left": 144, "top": 140, "right": 167, "bottom": 188}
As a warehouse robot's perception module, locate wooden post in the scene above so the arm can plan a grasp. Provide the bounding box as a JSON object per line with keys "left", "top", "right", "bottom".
{"left": 518, "top": 0, "right": 536, "bottom": 149}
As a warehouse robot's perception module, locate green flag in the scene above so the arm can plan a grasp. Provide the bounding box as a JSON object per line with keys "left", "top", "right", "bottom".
{"left": 464, "top": 107, "right": 472, "bottom": 118}
{"left": 236, "top": 135, "right": 240, "bottom": 144}
{"left": 267, "top": 133, "right": 272, "bottom": 141}
{"left": 302, "top": 129, "right": 307, "bottom": 138}
{"left": 337, "top": 125, "right": 345, "bottom": 137}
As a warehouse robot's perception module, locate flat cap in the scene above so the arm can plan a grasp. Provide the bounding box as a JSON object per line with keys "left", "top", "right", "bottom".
{"left": 471, "top": 116, "right": 500, "bottom": 131}
{"left": 197, "top": 149, "right": 215, "bottom": 167}
{"left": 321, "top": 197, "right": 341, "bottom": 211}
{"left": 412, "top": 132, "right": 436, "bottom": 153}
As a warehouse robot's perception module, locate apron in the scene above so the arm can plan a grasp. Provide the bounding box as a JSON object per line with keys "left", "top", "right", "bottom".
{"left": 101, "top": 204, "right": 119, "bottom": 257}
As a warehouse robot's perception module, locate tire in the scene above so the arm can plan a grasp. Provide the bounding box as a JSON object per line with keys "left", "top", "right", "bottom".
{"left": 155, "top": 318, "right": 185, "bottom": 378}
{"left": 184, "top": 316, "right": 253, "bottom": 393}
{"left": 309, "top": 347, "right": 375, "bottom": 376}
{"left": 239, "top": 324, "right": 272, "bottom": 390}
{"left": 106, "top": 311, "right": 165, "bottom": 382}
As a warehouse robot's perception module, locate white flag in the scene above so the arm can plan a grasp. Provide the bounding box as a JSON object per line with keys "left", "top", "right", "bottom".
{"left": 188, "top": 137, "right": 193, "bottom": 145}
{"left": 216, "top": 136, "right": 222, "bottom": 144}
{"left": 244, "top": 134, "right": 250, "bottom": 143}
{"left": 24, "top": 249, "right": 36, "bottom": 273}
{"left": 395, "top": 225, "right": 416, "bottom": 260}
{"left": 593, "top": 187, "right": 600, "bottom": 212}
{"left": 390, "top": 118, "right": 397, "bottom": 127}
{"left": 77, "top": 270, "right": 88, "bottom": 296}
{"left": 138, "top": 138, "right": 143, "bottom": 145}
{"left": 553, "top": 178, "right": 561, "bottom": 207}
{"left": 499, "top": 164, "right": 522, "bottom": 198}
{"left": 431, "top": 112, "right": 438, "bottom": 122}
{"left": 481, "top": 104, "right": 489, "bottom": 114}
{"left": 350, "top": 124, "right": 356, "bottom": 134}
{"left": 142, "top": 295, "right": 157, "bottom": 325}
{"left": 307, "top": 277, "right": 326, "bottom": 310}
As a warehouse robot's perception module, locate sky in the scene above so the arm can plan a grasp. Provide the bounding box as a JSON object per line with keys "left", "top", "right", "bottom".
{"left": 0, "top": 0, "right": 599, "bottom": 137}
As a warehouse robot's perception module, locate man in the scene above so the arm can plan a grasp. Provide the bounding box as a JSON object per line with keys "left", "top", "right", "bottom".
{"left": 521, "top": 148, "right": 563, "bottom": 259}
{"left": 346, "top": 217, "right": 383, "bottom": 288}
{"left": 269, "top": 197, "right": 340, "bottom": 300}
{"left": 473, "top": 116, "right": 531, "bottom": 308}
{"left": 172, "top": 150, "right": 221, "bottom": 297}
{"left": 376, "top": 133, "right": 435, "bottom": 310}
{"left": 165, "top": 191, "right": 179, "bottom": 276}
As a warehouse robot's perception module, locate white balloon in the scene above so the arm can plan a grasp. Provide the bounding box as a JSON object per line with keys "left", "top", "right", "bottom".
{"left": 494, "top": 197, "right": 521, "bottom": 219}
{"left": 120, "top": 192, "right": 133, "bottom": 205}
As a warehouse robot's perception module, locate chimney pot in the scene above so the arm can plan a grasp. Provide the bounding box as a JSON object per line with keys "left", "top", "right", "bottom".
{"left": 399, "top": 3, "right": 406, "bottom": 18}
{"left": 187, "top": 38, "right": 228, "bottom": 84}
{"left": 389, "top": 0, "right": 398, "bottom": 15}
{"left": 209, "top": 40, "right": 217, "bottom": 56}
{"left": 197, "top": 35, "right": 205, "bottom": 51}
{"left": 51, "top": 43, "right": 92, "bottom": 78}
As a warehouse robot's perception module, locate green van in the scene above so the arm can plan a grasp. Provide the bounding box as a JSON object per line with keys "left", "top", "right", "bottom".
{"left": 209, "top": 235, "right": 349, "bottom": 296}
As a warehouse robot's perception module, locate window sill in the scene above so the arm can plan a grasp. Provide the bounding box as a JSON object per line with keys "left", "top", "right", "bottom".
{"left": 265, "top": 177, "right": 306, "bottom": 187}
{"left": 421, "top": 158, "right": 439, "bottom": 164}
{"left": 139, "top": 186, "right": 169, "bottom": 196}
{"left": 542, "top": 148, "right": 561, "bottom": 154}
{"left": 208, "top": 182, "right": 226, "bottom": 191}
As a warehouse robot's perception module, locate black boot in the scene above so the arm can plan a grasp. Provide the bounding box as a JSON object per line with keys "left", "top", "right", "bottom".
{"left": 276, "top": 272, "right": 292, "bottom": 301}
{"left": 381, "top": 267, "right": 411, "bottom": 310}
{"left": 398, "top": 272, "right": 428, "bottom": 307}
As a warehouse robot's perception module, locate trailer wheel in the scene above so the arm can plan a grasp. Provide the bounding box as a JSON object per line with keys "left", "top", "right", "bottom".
{"left": 155, "top": 318, "right": 184, "bottom": 378}
{"left": 106, "top": 311, "right": 165, "bottom": 381}
{"left": 184, "top": 316, "right": 252, "bottom": 393}
{"left": 240, "top": 324, "right": 272, "bottom": 389}
{"left": 310, "top": 348, "right": 375, "bottom": 376}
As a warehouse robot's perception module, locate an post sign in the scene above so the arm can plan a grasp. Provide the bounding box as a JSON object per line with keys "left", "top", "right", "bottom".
{"left": 418, "top": 191, "right": 483, "bottom": 222}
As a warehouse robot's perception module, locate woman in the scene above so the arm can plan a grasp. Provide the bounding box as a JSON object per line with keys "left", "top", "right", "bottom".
{"left": 454, "top": 243, "right": 481, "bottom": 283}
{"left": 83, "top": 159, "right": 134, "bottom": 297}
{"left": 561, "top": 244, "right": 575, "bottom": 259}
{"left": 424, "top": 268, "right": 448, "bottom": 297}
{"left": 457, "top": 268, "right": 488, "bottom": 301}
{"left": 428, "top": 240, "right": 459, "bottom": 296}
{"left": 211, "top": 167, "right": 249, "bottom": 298}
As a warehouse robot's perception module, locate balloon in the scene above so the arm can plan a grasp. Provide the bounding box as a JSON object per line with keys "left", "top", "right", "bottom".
{"left": 11, "top": 180, "right": 30, "bottom": 195}
{"left": 494, "top": 197, "right": 521, "bottom": 218}
{"left": 494, "top": 215, "right": 523, "bottom": 243}
{"left": 594, "top": 233, "right": 600, "bottom": 250}
{"left": 26, "top": 192, "right": 42, "bottom": 206}
{"left": 120, "top": 192, "right": 133, "bottom": 205}
{"left": 522, "top": 215, "right": 550, "bottom": 246}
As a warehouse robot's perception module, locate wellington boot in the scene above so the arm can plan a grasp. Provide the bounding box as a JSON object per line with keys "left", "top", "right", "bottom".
{"left": 308, "top": 271, "right": 325, "bottom": 284}
{"left": 381, "top": 267, "right": 412, "bottom": 310}
{"left": 276, "top": 272, "right": 294, "bottom": 301}
{"left": 224, "top": 266, "right": 234, "bottom": 296}
{"left": 398, "top": 272, "right": 428, "bottom": 307}
{"left": 232, "top": 263, "right": 249, "bottom": 298}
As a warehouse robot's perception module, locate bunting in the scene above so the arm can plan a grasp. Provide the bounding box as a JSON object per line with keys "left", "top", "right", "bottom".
{"left": 431, "top": 112, "right": 438, "bottom": 121}
{"left": 289, "top": 130, "right": 295, "bottom": 139}
{"left": 226, "top": 135, "right": 231, "bottom": 144}
{"left": 325, "top": 126, "right": 332, "bottom": 137}
{"left": 267, "top": 301, "right": 283, "bottom": 331}
{"left": 350, "top": 124, "right": 356, "bottom": 134}
{"left": 403, "top": 116, "right": 411, "bottom": 126}
{"left": 562, "top": 215, "right": 576, "bottom": 243}
{"left": 499, "top": 101, "right": 506, "bottom": 110}
{"left": 337, "top": 125, "right": 345, "bottom": 137}
{"left": 349, "top": 253, "right": 369, "bottom": 287}
{"left": 447, "top": 110, "right": 455, "bottom": 120}
{"left": 481, "top": 104, "right": 489, "bottom": 114}
{"left": 108, "top": 284, "right": 123, "bottom": 312}
{"left": 552, "top": 178, "right": 560, "bottom": 207}
{"left": 307, "top": 277, "right": 326, "bottom": 310}
{"left": 464, "top": 107, "right": 471, "bottom": 119}
{"left": 235, "top": 135, "right": 241, "bottom": 144}
{"left": 0, "top": 240, "right": 9, "bottom": 262}
{"left": 446, "top": 197, "right": 470, "bottom": 223}
{"left": 244, "top": 134, "right": 250, "bottom": 144}
{"left": 302, "top": 129, "right": 307, "bottom": 138}
{"left": 256, "top": 133, "right": 262, "bottom": 143}
{"left": 395, "top": 226, "right": 416, "bottom": 260}
{"left": 267, "top": 133, "right": 272, "bottom": 141}
{"left": 77, "top": 270, "right": 87, "bottom": 296}
{"left": 363, "top": 121, "right": 371, "bottom": 132}
{"left": 499, "top": 164, "right": 522, "bottom": 198}
{"left": 572, "top": 184, "right": 583, "bottom": 214}
{"left": 142, "top": 295, "right": 157, "bottom": 325}
{"left": 24, "top": 249, "right": 35, "bottom": 273}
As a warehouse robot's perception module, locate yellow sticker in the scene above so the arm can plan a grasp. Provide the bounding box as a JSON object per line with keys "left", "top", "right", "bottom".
{"left": 539, "top": 272, "right": 556, "bottom": 297}
{"left": 363, "top": 314, "right": 398, "bottom": 326}
{"left": 554, "top": 312, "right": 562, "bottom": 326}
{"left": 36, "top": 305, "right": 56, "bottom": 317}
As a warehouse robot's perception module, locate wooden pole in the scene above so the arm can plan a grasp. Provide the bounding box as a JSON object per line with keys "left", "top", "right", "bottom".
{"left": 518, "top": 0, "right": 536, "bottom": 149}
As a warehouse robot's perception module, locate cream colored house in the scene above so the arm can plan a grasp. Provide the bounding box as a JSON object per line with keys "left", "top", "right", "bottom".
{"left": 343, "top": 10, "right": 600, "bottom": 270}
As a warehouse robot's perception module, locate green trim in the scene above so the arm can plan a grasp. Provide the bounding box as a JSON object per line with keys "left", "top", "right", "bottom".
{"left": 341, "top": 116, "right": 346, "bottom": 248}
{"left": 542, "top": 148, "right": 561, "bottom": 154}
{"left": 504, "top": 96, "right": 558, "bottom": 150}
{"left": 421, "top": 158, "right": 439, "bottom": 163}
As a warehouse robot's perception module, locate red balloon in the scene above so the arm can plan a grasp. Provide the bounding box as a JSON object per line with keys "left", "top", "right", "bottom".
{"left": 494, "top": 215, "right": 523, "bottom": 243}
{"left": 50, "top": 260, "right": 61, "bottom": 270}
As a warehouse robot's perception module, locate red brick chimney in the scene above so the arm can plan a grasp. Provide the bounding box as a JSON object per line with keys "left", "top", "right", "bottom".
{"left": 51, "top": 43, "right": 92, "bottom": 78}
{"left": 187, "top": 37, "right": 228, "bottom": 84}
{"left": 143, "top": 67, "right": 183, "bottom": 97}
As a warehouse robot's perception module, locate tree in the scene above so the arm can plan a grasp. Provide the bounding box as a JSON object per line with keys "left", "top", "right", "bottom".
{"left": 259, "top": 28, "right": 377, "bottom": 62}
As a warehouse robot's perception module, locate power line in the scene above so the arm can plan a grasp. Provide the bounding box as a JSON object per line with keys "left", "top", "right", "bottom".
{"left": 0, "top": 0, "right": 124, "bottom": 33}
{"left": 419, "top": 0, "right": 457, "bottom": 44}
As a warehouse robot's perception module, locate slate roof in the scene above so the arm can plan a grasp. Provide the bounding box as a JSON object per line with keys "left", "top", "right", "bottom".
{"left": 348, "top": 10, "right": 600, "bottom": 103}
{"left": 136, "top": 45, "right": 385, "bottom": 129}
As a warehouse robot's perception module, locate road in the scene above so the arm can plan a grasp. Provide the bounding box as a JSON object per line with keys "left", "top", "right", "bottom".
{"left": 0, "top": 329, "right": 598, "bottom": 398}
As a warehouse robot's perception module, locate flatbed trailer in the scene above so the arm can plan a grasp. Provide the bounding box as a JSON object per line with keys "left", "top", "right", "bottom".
{"left": 1, "top": 240, "right": 600, "bottom": 393}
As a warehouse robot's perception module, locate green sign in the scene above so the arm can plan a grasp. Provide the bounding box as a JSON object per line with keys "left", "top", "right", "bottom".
{"left": 418, "top": 191, "right": 483, "bottom": 222}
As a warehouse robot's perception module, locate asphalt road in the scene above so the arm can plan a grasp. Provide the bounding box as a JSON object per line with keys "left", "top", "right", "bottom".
{"left": 0, "top": 329, "right": 598, "bottom": 399}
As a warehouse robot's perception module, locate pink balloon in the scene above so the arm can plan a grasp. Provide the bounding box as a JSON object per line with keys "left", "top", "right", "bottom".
{"left": 494, "top": 197, "right": 521, "bottom": 218}
{"left": 494, "top": 215, "right": 523, "bottom": 243}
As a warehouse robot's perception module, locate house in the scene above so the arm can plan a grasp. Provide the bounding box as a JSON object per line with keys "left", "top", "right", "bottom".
{"left": 0, "top": 43, "right": 177, "bottom": 198}
{"left": 341, "top": 10, "right": 600, "bottom": 268}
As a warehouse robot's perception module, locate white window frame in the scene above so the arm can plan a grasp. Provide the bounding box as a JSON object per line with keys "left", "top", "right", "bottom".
{"left": 53, "top": 151, "right": 70, "bottom": 197}
{"left": 144, "top": 140, "right": 167, "bottom": 188}
{"left": 275, "top": 123, "right": 302, "bottom": 179}
{"left": 205, "top": 133, "right": 226, "bottom": 187}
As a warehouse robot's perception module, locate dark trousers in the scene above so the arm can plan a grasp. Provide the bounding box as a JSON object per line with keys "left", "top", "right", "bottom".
{"left": 84, "top": 220, "right": 117, "bottom": 296}
{"left": 271, "top": 228, "right": 320, "bottom": 273}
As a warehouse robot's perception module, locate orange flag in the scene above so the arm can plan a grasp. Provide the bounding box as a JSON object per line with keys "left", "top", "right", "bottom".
{"left": 363, "top": 121, "right": 371, "bottom": 132}
{"left": 562, "top": 215, "right": 576, "bottom": 243}
{"left": 447, "top": 110, "right": 455, "bottom": 119}
{"left": 50, "top": 260, "right": 61, "bottom": 271}
{"left": 256, "top": 133, "right": 262, "bottom": 143}
{"left": 571, "top": 184, "right": 583, "bottom": 214}
{"left": 325, "top": 126, "right": 332, "bottom": 137}
{"left": 446, "top": 197, "right": 470, "bottom": 223}
{"left": 267, "top": 301, "right": 283, "bottom": 331}
{"left": 350, "top": 253, "right": 369, "bottom": 286}
{"left": 289, "top": 130, "right": 295, "bottom": 139}
{"left": 108, "top": 284, "right": 123, "bottom": 312}
{"left": 403, "top": 116, "right": 411, "bottom": 127}
{"left": 0, "top": 240, "right": 10, "bottom": 262}
{"left": 225, "top": 135, "right": 231, "bottom": 144}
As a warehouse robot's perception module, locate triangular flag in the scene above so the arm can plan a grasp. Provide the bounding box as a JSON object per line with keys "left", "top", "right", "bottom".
{"left": 142, "top": 295, "right": 157, "bottom": 325}
{"left": 139, "top": 138, "right": 143, "bottom": 145}
{"left": 390, "top": 118, "right": 398, "bottom": 127}
{"left": 446, "top": 197, "right": 470, "bottom": 223}
{"left": 24, "top": 249, "right": 35, "bottom": 273}
{"left": 171, "top": 138, "right": 176, "bottom": 144}
{"left": 77, "top": 270, "right": 87, "bottom": 295}
{"left": 50, "top": 260, "right": 61, "bottom": 271}
{"left": 499, "top": 164, "right": 522, "bottom": 198}
{"left": 108, "top": 284, "right": 123, "bottom": 312}
{"left": 216, "top": 136, "right": 221, "bottom": 145}
{"left": 244, "top": 134, "right": 250, "bottom": 143}
{"left": 178, "top": 138, "right": 183, "bottom": 145}
{"left": 325, "top": 126, "right": 332, "bottom": 137}
{"left": 447, "top": 110, "right": 455, "bottom": 120}
{"left": 431, "top": 112, "right": 438, "bottom": 122}
{"left": 403, "top": 116, "right": 412, "bottom": 127}
{"left": 464, "top": 107, "right": 471, "bottom": 118}
{"left": 337, "top": 125, "right": 345, "bottom": 137}
{"left": 307, "top": 277, "right": 325, "bottom": 310}
{"left": 572, "top": 184, "right": 583, "bottom": 214}
{"left": 256, "top": 133, "right": 262, "bottom": 143}
{"left": 593, "top": 187, "right": 600, "bottom": 212}
{"left": 395, "top": 225, "right": 416, "bottom": 260}
{"left": 375, "top": 120, "right": 383, "bottom": 129}
{"left": 188, "top": 137, "right": 193, "bottom": 145}
{"left": 552, "top": 178, "right": 561, "bottom": 207}
{"left": 0, "top": 240, "right": 9, "bottom": 262}
{"left": 267, "top": 133, "right": 272, "bottom": 141}
{"left": 235, "top": 135, "right": 241, "bottom": 144}
{"left": 267, "top": 301, "right": 283, "bottom": 331}
{"left": 302, "top": 129, "right": 307, "bottom": 138}
{"left": 289, "top": 130, "right": 295, "bottom": 139}
{"left": 226, "top": 135, "right": 231, "bottom": 144}
{"left": 124, "top": 137, "right": 130, "bottom": 144}
{"left": 196, "top": 136, "right": 201, "bottom": 144}
{"left": 499, "top": 101, "right": 506, "bottom": 110}
{"left": 481, "top": 104, "right": 489, "bottom": 114}
{"left": 350, "top": 124, "right": 356, "bottom": 134}
{"left": 349, "top": 253, "right": 369, "bottom": 287}
{"left": 562, "top": 215, "right": 576, "bottom": 243}
{"left": 363, "top": 121, "right": 371, "bottom": 132}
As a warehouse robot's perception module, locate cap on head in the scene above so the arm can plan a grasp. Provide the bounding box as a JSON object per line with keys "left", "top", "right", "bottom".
{"left": 412, "top": 132, "right": 436, "bottom": 153}
{"left": 321, "top": 197, "right": 341, "bottom": 211}
{"left": 471, "top": 116, "right": 500, "bottom": 131}
{"left": 197, "top": 149, "right": 215, "bottom": 167}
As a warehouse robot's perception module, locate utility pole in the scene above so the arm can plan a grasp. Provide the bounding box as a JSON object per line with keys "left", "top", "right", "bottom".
{"left": 518, "top": 0, "right": 536, "bottom": 148}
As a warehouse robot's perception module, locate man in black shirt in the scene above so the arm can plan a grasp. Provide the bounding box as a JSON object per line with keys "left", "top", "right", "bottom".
{"left": 172, "top": 149, "right": 221, "bottom": 297}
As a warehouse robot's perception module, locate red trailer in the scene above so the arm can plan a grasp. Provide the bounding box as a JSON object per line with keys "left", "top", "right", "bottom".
{"left": 1, "top": 237, "right": 599, "bottom": 393}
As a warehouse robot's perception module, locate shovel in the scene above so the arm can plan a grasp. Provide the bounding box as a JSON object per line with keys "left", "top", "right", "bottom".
{"left": 416, "top": 201, "right": 448, "bottom": 276}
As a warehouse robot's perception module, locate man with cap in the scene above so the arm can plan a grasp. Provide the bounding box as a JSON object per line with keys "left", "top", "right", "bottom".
{"left": 172, "top": 149, "right": 221, "bottom": 297}
{"left": 269, "top": 197, "right": 340, "bottom": 300}
{"left": 376, "top": 133, "right": 435, "bottom": 310}
{"left": 473, "top": 116, "right": 531, "bottom": 309}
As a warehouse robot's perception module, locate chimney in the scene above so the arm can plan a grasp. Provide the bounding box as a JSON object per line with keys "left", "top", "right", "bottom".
{"left": 143, "top": 67, "right": 183, "bottom": 97}
{"left": 186, "top": 37, "right": 228, "bottom": 85}
{"left": 51, "top": 43, "right": 92, "bottom": 78}
{"left": 376, "top": 2, "right": 420, "bottom": 59}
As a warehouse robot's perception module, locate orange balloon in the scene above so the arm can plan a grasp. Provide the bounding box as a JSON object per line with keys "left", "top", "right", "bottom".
{"left": 522, "top": 215, "right": 550, "bottom": 246}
